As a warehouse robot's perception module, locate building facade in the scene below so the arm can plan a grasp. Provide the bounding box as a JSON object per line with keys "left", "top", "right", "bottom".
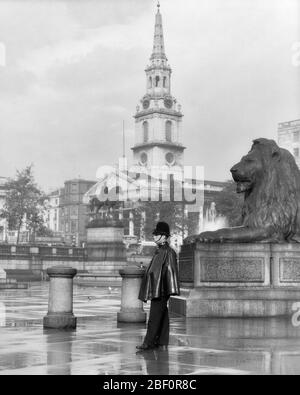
{"left": 45, "top": 188, "right": 64, "bottom": 234}
{"left": 278, "top": 119, "right": 300, "bottom": 168}
{"left": 60, "top": 179, "right": 95, "bottom": 246}
{"left": 0, "top": 177, "right": 8, "bottom": 242}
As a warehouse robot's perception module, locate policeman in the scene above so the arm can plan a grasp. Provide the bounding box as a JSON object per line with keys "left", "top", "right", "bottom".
{"left": 137, "top": 222, "right": 180, "bottom": 351}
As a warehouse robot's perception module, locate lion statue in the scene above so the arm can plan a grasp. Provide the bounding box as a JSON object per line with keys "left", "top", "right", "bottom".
{"left": 186, "top": 138, "right": 300, "bottom": 244}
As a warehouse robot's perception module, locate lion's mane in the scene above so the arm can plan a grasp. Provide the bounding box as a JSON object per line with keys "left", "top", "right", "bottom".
{"left": 241, "top": 138, "right": 300, "bottom": 242}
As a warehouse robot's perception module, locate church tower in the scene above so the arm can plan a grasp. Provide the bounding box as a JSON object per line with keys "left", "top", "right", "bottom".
{"left": 132, "top": 3, "right": 185, "bottom": 173}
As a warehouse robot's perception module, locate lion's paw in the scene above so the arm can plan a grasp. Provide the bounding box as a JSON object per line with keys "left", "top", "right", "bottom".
{"left": 198, "top": 231, "right": 223, "bottom": 243}
{"left": 184, "top": 235, "right": 198, "bottom": 245}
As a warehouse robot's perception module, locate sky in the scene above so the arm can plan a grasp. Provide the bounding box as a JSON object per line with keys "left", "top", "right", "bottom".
{"left": 0, "top": 0, "right": 299, "bottom": 192}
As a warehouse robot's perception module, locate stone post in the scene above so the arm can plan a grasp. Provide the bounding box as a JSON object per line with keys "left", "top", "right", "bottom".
{"left": 117, "top": 266, "right": 146, "bottom": 323}
{"left": 43, "top": 266, "right": 77, "bottom": 329}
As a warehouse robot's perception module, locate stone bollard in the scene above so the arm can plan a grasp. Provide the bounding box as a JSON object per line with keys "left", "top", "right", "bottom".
{"left": 43, "top": 266, "right": 77, "bottom": 329}
{"left": 117, "top": 266, "right": 146, "bottom": 323}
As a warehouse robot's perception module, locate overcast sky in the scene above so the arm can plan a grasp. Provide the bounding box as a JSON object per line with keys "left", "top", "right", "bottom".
{"left": 0, "top": 0, "right": 299, "bottom": 191}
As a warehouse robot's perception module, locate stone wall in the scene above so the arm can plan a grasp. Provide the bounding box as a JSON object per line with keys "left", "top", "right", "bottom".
{"left": 179, "top": 243, "right": 300, "bottom": 288}
{"left": 0, "top": 245, "right": 87, "bottom": 280}
{"left": 0, "top": 243, "right": 126, "bottom": 284}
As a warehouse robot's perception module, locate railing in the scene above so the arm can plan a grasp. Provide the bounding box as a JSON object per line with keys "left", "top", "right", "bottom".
{"left": 16, "top": 245, "right": 30, "bottom": 255}
{"left": 56, "top": 248, "right": 69, "bottom": 256}
{"left": 0, "top": 245, "right": 11, "bottom": 254}
{"left": 39, "top": 247, "right": 53, "bottom": 256}
{"left": 72, "top": 248, "right": 86, "bottom": 258}
{"left": 0, "top": 244, "right": 86, "bottom": 260}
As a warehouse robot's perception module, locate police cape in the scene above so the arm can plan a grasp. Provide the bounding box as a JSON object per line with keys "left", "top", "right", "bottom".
{"left": 138, "top": 243, "right": 180, "bottom": 302}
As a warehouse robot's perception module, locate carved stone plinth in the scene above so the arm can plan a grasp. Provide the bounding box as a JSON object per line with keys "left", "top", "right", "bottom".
{"left": 82, "top": 220, "right": 127, "bottom": 286}
{"left": 170, "top": 242, "right": 300, "bottom": 317}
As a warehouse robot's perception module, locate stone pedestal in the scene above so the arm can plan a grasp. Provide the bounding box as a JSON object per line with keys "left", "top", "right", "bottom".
{"left": 43, "top": 266, "right": 77, "bottom": 329}
{"left": 170, "top": 242, "right": 300, "bottom": 317}
{"left": 80, "top": 220, "right": 127, "bottom": 286}
{"left": 117, "top": 266, "right": 146, "bottom": 323}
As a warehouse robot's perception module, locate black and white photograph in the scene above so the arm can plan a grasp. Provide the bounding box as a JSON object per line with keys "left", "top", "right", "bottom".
{"left": 0, "top": 0, "right": 300, "bottom": 379}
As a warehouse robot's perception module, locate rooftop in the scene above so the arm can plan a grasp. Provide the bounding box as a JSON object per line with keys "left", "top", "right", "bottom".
{"left": 65, "top": 179, "right": 96, "bottom": 184}
{"left": 278, "top": 119, "right": 300, "bottom": 128}
{"left": 0, "top": 177, "right": 8, "bottom": 187}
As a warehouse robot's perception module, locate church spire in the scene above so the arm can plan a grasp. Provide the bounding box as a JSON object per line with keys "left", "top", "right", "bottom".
{"left": 151, "top": 1, "right": 167, "bottom": 61}
{"left": 132, "top": 1, "right": 185, "bottom": 173}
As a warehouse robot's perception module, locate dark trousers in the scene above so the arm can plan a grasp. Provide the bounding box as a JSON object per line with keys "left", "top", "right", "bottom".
{"left": 144, "top": 296, "right": 169, "bottom": 346}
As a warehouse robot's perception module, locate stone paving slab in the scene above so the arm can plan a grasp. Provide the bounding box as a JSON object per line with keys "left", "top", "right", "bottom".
{"left": 1, "top": 283, "right": 300, "bottom": 375}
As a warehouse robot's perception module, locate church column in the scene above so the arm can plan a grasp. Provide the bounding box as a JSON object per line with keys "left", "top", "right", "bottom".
{"left": 129, "top": 211, "right": 134, "bottom": 236}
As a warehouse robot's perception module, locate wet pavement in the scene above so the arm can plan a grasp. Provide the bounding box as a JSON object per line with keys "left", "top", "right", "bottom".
{"left": 1, "top": 283, "right": 300, "bottom": 375}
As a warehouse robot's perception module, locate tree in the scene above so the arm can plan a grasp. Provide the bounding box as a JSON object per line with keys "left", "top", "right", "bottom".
{"left": 136, "top": 200, "right": 191, "bottom": 241}
{"left": 136, "top": 201, "right": 172, "bottom": 240}
{"left": 214, "top": 180, "right": 244, "bottom": 227}
{"left": 0, "top": 165, "right": 49, "bottom": 243}
{"left": 35, "top": 225, "right": 54, "bottom": 237}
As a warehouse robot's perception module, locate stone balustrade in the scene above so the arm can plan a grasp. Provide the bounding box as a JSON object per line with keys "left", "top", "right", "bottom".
{"left": 0, "top": 244, "right": 86, "bottom": 260}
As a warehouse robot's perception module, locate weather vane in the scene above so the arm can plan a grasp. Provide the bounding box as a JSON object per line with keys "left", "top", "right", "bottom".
{"left": 157, "top": 1, "right": 160, "bottom": 10}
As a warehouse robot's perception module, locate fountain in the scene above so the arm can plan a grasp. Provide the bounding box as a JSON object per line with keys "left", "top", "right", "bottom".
{"left": 201, "top": 202, "right": 228, "bottom": 232}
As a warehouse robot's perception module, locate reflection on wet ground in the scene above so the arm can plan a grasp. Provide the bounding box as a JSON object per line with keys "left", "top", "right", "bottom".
{"left": 1, "top": 283, "right": 300, "bottom": 374}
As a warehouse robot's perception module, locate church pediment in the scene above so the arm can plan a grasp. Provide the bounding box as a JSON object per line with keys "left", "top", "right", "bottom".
{"left": 83, "top": 170, "right": 147, "bottom": 203}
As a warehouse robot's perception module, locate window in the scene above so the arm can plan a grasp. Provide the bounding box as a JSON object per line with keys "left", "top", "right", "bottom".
{"left": 70, "top": 206, "right": 77, "bottom": 216}
{"left": 143, "top": 121, "right": 149, "bottom": 143}
{"left": 71, "top": 194, "right": 77, "bottom": 202}
{"left": 140, "top": 152, "right": 148, "bottom": 165}
{"left": 155, "top": 76, "right": 160, "bottom": 87}
{"left": 163, "top": 77, "right": 167, "bottom": 87}
{"left": 294, "top": 148, "right": 299, "bottom": 157}
{"left": 148, "top": 77, "right": 152, "bottom": 88}
{"left": 166, "top": 152, "right": 175, "bottom": 165}
{"left": 165, "top": 121, "right": 172, "bottom": 142}
{"left": 71, "top": 220, "right": 77, "bottom": 233}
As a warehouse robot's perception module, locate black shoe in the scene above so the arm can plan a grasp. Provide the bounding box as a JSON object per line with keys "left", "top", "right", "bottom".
{"left": 136, "top": 344, "right": 155, "bottom": 351}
